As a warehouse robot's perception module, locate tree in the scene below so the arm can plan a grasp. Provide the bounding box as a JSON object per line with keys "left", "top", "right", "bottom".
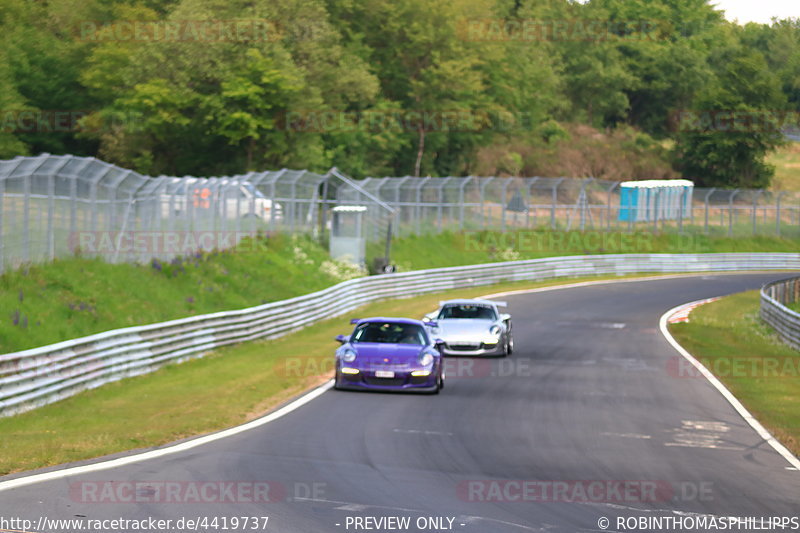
{"left": 673, "top": 44, "right": 787, "bottom": 188}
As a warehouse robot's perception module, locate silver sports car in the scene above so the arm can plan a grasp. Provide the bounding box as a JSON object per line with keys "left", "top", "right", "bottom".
{"left": 423, "top": 299, "right": 513, "bottom": 357}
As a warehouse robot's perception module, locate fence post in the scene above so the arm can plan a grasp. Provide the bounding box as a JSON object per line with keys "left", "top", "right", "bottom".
{"left": 551, "top": 179, "right": 563, "bottom": 230}
{"left": 606, "top": 181, "right": 619, "bottom": 232}
{"left": 704, "top": 188, "right": 715, "bottom": 234}
{"left": 0, "top": 175, "right": 4, "bottom": 273}
{"left": 752, "top": 190, "right": 762, "bottom": 235}
{"left": 22, "top": 166, "right": 31, "bottom": 262}
{"left": 776, "top": 192, "right": 786, "bottom": 236}
{"left": 501, "top": 179, "right": 509, "bottom": 232}
{"left": 728, "top": 189, "right": 739, "bottom": 237}
{"left": 459, "top": 176, "right": 472, "bottom": 231}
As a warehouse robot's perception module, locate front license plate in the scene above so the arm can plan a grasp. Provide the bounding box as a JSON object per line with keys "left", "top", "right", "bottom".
{"left": 374, "top": 370, "right": 395, "bottom": 378}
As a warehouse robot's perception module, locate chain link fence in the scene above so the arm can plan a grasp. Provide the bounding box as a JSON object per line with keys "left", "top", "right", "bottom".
{"left": 2, "top": 153, "right": 799, "bottom": 272}
{"left": 0, "top": 155, "right": 394, "bottom": 272}
{"left": 354, "top": 175, "right": 800, "bottom": 238}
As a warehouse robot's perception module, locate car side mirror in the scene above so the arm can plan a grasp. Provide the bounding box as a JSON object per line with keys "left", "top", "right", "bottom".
{"left": 335, "top": 334, "right": 348, "bottom": 344}
{"left": 423, "top": 313, "right": 436, "bottom": 322}
{"left": 500, "top": 313, "right": 511, "bottom": 322}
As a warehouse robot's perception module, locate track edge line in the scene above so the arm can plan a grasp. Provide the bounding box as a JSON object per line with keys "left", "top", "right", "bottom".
{"left": 658, "top": 300, "right": 800, "bottom": 471}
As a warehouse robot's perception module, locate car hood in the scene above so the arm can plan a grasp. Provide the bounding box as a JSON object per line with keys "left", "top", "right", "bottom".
{"left": 350, "top": 343, "right": 425, "bottom": 368}
{"left": 434, "top": 319, "right": 495, "bottom": 341}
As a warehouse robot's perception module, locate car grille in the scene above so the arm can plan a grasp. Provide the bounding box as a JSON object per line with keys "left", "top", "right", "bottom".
{"left": 446, "top": 343, "right": 482, "bottom": 352}
{"left": 364, "top": 377, "right": 406, "bottom": 387}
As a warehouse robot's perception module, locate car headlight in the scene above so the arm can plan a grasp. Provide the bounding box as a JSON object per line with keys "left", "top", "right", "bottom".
{"left": 341, "top": 348, "right": 357, "bottom": 363}
{"left": 418, "top": 352, "right": 434, "bottom": 366}
{"left": 489, "top": 325, "right": 501, "bottom": 336}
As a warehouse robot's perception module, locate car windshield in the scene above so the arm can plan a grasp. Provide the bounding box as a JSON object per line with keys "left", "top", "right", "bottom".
{"left": 438, "top": 304, "right": 496, "bottom": 320}
{"left": 352, "top": 322, "right": 427, "bottom": 345}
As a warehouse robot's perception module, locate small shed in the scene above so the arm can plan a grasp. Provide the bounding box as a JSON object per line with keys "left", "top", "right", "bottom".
{"left": 330, "top": 205, "right": 368, "bottom": 265}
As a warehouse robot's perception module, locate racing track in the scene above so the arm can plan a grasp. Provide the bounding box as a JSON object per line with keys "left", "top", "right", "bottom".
{"left": 1, "top": 273, "right": 798, "bottom": 532}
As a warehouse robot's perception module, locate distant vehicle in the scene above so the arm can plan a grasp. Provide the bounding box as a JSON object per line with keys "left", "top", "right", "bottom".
{"left": 160, "top": 179, "right": 282, "bottom": 220}
{"left": 423, "top": 299, "right": 513, "bottom": 357}
{"left": 334, "top": 318, "right": 444, "bottom": 393}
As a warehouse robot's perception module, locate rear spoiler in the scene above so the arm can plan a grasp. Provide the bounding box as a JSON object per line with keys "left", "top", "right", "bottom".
{"left": 438, "top": 300, "right": 507, "bottom": 307}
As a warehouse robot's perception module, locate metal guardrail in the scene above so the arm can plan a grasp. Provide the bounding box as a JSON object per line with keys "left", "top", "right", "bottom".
{"left": 761, "top": 277, "right": 800, "bottom": 351}
{"left": 2, "top": 253, "right": 799, "bottom": 417}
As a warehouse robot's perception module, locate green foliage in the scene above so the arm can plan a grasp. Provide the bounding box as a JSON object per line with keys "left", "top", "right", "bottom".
{"left": 0, "top": 234, "right": 358, "bottom": 353}
{"left": 0, "top": 0, "right": 798, "bottom": 184}
{"left": 673, "top": 44, "right": 788, "bottom": 188}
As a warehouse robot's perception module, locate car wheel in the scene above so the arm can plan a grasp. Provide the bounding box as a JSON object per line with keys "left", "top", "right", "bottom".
{"left": 507, "top": 335, "right": 514, "bottom": 355}
{"left": 333, "top": 371, "right": 343, "bottom": 390}
{"left": 429, "top": 372, "right": 442, "bottom": 394}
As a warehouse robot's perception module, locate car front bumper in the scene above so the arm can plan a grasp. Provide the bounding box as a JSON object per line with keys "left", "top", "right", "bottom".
{"left": 335, "top": 367, "right": 438, "bottom": 391}
{"left": 439, "top": 339, "right": 506, "bottom": 357}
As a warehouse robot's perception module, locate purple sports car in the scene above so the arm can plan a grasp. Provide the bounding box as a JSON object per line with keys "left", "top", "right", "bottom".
{"left": 333, "top": 317, "right": 444, "bottom": 393}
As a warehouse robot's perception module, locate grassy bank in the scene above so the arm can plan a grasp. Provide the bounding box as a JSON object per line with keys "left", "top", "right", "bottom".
{"left": 769, "top": 142, "right": 800, "bottom": 192}
{"left": 378, "top": 230, "right": 800, "bottom": 271}
{"left": 0, "top": 234, "right": 364, "bottom": 353}
{"left": 3, "top": 230, "right": 800, "bottom": 354}
{"left": 1, "top": 274, "right": 642, "bottom": 475}
{"left": 669, "top": 292, "right": 800, "bottom": 456}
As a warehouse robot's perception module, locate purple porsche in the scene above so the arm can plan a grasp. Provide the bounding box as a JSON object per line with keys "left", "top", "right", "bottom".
{"left": 333, "top": 317, "right": 444, "bottom": 394}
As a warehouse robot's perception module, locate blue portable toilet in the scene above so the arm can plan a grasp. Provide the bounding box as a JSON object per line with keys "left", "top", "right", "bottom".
{"left": 619, "top": 180, "right": 693, "bottom": 222}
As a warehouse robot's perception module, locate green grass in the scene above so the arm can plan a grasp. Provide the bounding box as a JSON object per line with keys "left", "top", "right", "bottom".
{"left": 0, "top": 233, "right": 363, "bottom": 353}
{"left": 0, "top": 273, "right": 651, "bottom": 475}
{"left": 769, "top": 142, "right": 800, "bottom": 192}
{"left": 669, "top": 292, "right": 800, "bottom": 456}
{"left": 375, "top": 229, "right": 800, "bottom": 271}
{"left": 3, "top": 229, "right": 800, "bottom": 354}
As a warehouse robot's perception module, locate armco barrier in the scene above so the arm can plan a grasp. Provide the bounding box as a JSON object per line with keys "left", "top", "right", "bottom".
{"left": 1, "top": 253, "right": 799, "bottom": 417}
{"left": 761, "top": 276, "right": 800, "bottom": 351}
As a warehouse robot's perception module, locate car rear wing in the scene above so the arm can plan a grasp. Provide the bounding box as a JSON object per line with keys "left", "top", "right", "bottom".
{"left": 438, "top": 300, "right": 507, "bottom": 307}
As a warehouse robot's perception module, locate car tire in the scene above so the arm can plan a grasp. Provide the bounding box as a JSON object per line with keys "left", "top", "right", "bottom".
{"left": 507, "top": 335, "right": 514, "bottom": 355}
{"left": 333, "top": 372, "right": 343, "bottom": 390}
{"left": 429, "top": 373, "right": 443, "bottom": 394}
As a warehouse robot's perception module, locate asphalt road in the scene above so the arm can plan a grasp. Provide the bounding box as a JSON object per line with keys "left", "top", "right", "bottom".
{"left": 1, "top": 273, "right": 798, "bottom": 533}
